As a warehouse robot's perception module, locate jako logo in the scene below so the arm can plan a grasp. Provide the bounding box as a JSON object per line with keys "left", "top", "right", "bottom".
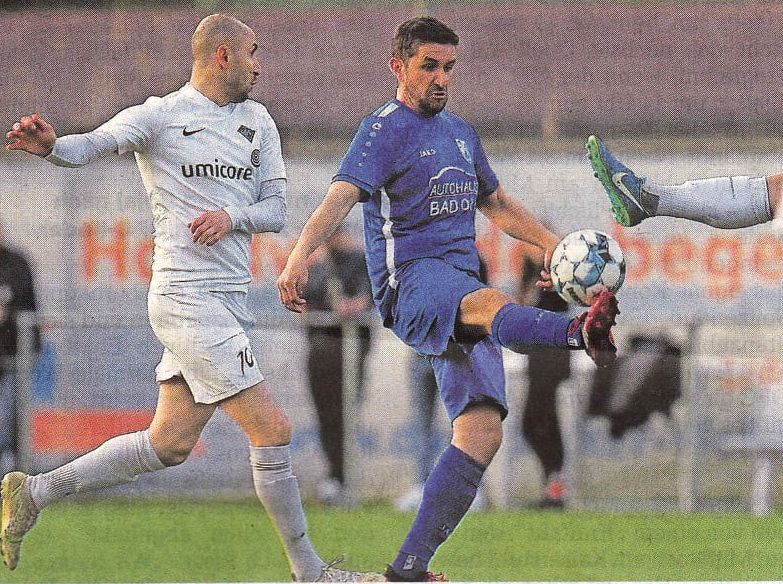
{"left": 182, "top": 159, "right": 253, "bottom": 180}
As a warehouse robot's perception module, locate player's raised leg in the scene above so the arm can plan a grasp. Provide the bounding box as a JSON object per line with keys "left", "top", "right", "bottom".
{"left": 220, "top": 381, "right": 384, "bottom": 583}
{"left": 588, "top": 134, "right": 781, "bottom": 229}
{"left": 1, "top": 377, "right": 212, "bottom": 570}
{"left": 586, "top": 135, "right": 652, "bottom": 227}
{"left": 460, "top": 287, "right": 619, "bottom": 368}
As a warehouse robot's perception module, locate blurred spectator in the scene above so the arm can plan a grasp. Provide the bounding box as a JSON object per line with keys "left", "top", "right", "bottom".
{"left": 518, "top": 244, "right": 571, "bottom": 509}
{"left": 304, "top": 225, "right": 372, "bottom": 506}
{"left": 0, "top": 221, "right": 39, "bottom": 475}
{"left": 588, "top": 335, "right": 681, "bottom": 440}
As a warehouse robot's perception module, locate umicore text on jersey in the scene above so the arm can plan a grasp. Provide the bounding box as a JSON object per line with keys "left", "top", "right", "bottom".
{"left": 181, "top": 160, "right": 253, "bottom": 180}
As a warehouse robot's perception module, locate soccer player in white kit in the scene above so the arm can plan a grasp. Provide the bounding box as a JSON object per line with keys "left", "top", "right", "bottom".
{"left": 1, "top": 14, "right": 382, "bottom": 582}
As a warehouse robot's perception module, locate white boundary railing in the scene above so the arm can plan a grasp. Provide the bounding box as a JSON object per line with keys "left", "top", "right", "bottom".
{"left": 13, "top": 313, "right": 783, "bottom": 512}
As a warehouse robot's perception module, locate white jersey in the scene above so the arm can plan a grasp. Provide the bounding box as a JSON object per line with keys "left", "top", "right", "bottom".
{"left": 97, "top": 83, "right": 286, "bottom": 293}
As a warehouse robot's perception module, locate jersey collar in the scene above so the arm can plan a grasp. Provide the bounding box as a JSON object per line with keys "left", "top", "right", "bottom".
{"left": 182, "top": 83, "right": 238, "bottom": 113}
{"left": 393, "top": 98, "right": 443, "bottom": 122}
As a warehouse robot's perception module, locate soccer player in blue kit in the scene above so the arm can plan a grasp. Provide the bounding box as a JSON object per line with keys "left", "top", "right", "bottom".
{"left": 278, "top": 16, "right": 619, "bottom": 581}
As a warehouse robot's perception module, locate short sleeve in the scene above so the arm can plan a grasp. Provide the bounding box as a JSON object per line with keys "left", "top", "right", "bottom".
{"left": 472, "top": 129, "right": 499, "bottom": 199}
{"left": 95, "top": 97, "right": 161, "bottom": 155}
{"left": 333, "top": 114, "right": 401, "bottom": 197}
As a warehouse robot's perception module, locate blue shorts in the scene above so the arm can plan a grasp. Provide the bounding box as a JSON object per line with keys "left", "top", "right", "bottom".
{"left": 431, "top": 337, "right": 508, "bottom": 421}
{"left": 390, "top": 258, "right": 487, "bottom": 356}
{"left": 385, "top": 258, "right": 508, "bottom": 420}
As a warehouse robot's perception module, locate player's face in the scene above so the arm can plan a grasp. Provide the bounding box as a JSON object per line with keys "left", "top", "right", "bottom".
{"left": 227, "top": 31, "right": 261, "bottom": 102}
{"left": 393, "top": 42, "right": 457, "bottom": 117}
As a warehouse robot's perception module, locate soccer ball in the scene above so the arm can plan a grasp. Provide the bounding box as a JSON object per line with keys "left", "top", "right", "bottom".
{"left": 549, "top": 229, "right": 625, "bottom": 306}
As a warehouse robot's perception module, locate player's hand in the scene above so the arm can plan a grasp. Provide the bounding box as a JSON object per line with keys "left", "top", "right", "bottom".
{"left": 189, "top": 210, "right": 232, "bottom": 246}
{"left": 277, "top": 260, "right": 309, "bottom": 313}
{"left": 536, "top": 245, "right": 556, "bottom": 290}
{"left": 536, "top": 268, "right": 554, "bottom": 291}
{"left": 6, "top": 114, "right": 57, "bottom": 156}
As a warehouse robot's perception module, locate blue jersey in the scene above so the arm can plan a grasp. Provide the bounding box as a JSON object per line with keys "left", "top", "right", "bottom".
{"left": 333, "top": 99, "right": 499, "bottom": 321}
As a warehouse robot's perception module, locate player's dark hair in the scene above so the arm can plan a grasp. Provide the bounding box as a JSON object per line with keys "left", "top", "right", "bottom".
{"left": 392, "top": 17, "right": 459, "bottom": 61}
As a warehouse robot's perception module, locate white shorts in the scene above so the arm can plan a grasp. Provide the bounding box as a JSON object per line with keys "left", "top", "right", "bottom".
{"left": 148, "top": 290, "right": 264, "bottom": 404}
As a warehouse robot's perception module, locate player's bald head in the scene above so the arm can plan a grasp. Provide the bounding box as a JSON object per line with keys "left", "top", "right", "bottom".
{"left": 191, "top": 14, "right": 253, "bottom": 64}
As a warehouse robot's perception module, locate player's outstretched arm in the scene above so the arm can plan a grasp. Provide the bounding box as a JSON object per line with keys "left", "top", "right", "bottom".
{"left": 277, "top": 181, "right": 363, "bottom": 313}
{"left": 6, "top": 114, "right": 57, "bottom": 157}
{"left": 478, "top": 185, "right": 560, "bottom": 261}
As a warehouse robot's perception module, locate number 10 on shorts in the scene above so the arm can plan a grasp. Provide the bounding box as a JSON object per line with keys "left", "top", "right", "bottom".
{"left": 237, "top": 346, "right": 256, "bottom": 375}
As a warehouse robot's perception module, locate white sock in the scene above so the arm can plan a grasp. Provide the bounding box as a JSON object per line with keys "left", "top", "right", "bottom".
{"left": 751, "top": 455, "right": 774, "bottom": 516}
{"left": 28, "top": 430, "right": 165, "bottom": 509}
{"left": 646, "top": 175, "right": 771, "bottom": 228}
{"left": 250, "top": 445, "right": 325, "bottom": 582}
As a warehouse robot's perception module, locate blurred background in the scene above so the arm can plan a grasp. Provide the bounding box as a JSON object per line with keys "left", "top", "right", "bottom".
{"left": 3, "top": 0, "right": 783, "bottom": 520}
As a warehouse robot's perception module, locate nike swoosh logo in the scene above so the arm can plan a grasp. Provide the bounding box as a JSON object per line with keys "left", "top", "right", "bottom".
{"left": 182, "top": 127, "right": 205, "bottom": 136}
{"left": 612, "top": 172, "right": 646, "bottom": 212}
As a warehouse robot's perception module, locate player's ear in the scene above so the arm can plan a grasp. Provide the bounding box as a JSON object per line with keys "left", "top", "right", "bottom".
{"left": 389, "top": 57, "right": 404, "bottom": 81}
{"left": 215, "top": 44, "right": 230, "bottom": 69}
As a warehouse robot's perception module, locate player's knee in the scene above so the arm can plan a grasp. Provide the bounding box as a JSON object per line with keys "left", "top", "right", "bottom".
{"left": 480, "top": 422, "right": 503, "bottom": 456}
{"left": 460, "top": 426, "right": 502, "bottom": 466}
{"left": 457, "top": 287, "right": 514, "bottom": 336}
{"left": 452, "top": 405, "right": 504, "bottom": 464}
{"left": 246, "top": 406, "right": 292, "bottom": 447}
{"left": 157, "top": 443, "right": 194, "bottom": 467}
{"left": 266, "top": 411, "right": 292, "bottom": 445}
{"left": 150, "top": 433, "right": 198, "bottom": 467}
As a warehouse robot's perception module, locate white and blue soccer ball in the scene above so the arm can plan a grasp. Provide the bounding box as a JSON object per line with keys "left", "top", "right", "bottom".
{"left": 549, "top": 229, "right": 625, "bottom": 306}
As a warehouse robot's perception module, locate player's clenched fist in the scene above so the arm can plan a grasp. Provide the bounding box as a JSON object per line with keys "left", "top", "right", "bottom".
{"left": 277, "top": 261, "right": 308, "bottom": 313}
{"left": 6, "top": 114, "right": 57, "bottom": 157}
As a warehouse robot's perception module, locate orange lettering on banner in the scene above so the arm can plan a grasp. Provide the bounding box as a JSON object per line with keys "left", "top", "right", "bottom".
{"left": 704, "top": 236, "right": 741, "bottom": 300}
{"left": 78, "top": 219, "right": 783, "bottom": 301}
{"left": 660, "top": 236, "right": 696, "bottom": 283}
{"left": 752, "top": 235, "right": 783, "bottom": 283}
{"left": 758, "top": 358, "right": 783, "bottom": 387}
{"left": 82, "top": 221, "right": 129, "bottom": 281}
{"left": 81, "top": 220, "right": 299, "bottom": 283}
{"left": 135, "top": 238, "right": 154, "bottom": 282}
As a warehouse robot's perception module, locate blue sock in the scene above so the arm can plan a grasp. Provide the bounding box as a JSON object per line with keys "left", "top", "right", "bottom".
{"left": 491, "top": 303, "right": 582, "bottom": 352}
{"left": 390, "top": 445, "right": 485, "bottom": 580}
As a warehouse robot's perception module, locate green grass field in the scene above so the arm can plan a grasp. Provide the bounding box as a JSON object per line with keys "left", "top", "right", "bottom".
{"left": 1, "top": 499, "right": 782, "bottom": 582}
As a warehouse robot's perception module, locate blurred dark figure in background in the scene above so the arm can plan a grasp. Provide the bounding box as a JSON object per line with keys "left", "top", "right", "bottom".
{"left": 0, "top": 222, "right": 39, "bottom": 476}
{"left": 305, "top": 225, "right": 373, "bottom": 506}
{"left": 588, "top": 335, "right": 681, "bottom": 440}
{"left": 518, "top": 245, "right": 571, "bottom": 509}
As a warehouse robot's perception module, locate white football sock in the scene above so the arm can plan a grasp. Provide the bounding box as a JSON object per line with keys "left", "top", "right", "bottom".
{"left": 250, "top": 445, "right": 324, "bottom": 581}
{"left": 646, "top": 175, "right": 771, "bottom": 228}
{"left": 751, "top": 455, "right": 775, "bottom": 516}
{"left": 28, "top": 430, "right": 165, "bottom": 509}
